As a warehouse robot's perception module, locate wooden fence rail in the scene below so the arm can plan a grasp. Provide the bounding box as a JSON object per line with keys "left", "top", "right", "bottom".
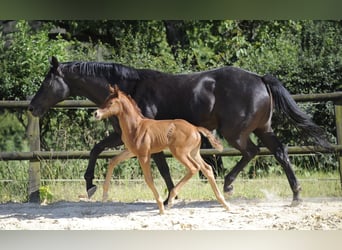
{"left": 1, "top": 91, "right": 342, "bottom": 108}
{"left": 1, "top": 91, "right": 342, "bottom": 202}
{"left": 1, "top": 145, "right": 342, "bottom": 161}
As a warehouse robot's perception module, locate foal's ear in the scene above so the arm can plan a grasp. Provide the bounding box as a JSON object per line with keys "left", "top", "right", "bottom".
{"left": 108, "top": 84, "right": 120, "bottom": 94}
{"left": 108, "top": 85, "right": 115, "bottom": 94}
{"left": 114, "top": 84, "right": 120, "bottom": 93}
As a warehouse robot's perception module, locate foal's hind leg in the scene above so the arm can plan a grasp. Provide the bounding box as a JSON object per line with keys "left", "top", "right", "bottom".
{"left": 103, "top": 150, "right": 135, "bottom": 201}
{"left": 255, "top": 130, "right": 301, "bottom": 204}
{"left": 168, "top": 152, "right": 200, "bottom": 208}
{"left": 194, "top": 153, "right": 230, "bottom": 211}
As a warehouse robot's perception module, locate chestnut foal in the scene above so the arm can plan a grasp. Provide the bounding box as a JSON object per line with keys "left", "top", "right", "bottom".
{"left": 94, "top": 85, "right": 229, "bottom": 214}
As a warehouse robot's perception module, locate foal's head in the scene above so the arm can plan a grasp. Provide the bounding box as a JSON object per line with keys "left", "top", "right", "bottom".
{"left": 94, "top": 85, "right": 122, "bottom": 120}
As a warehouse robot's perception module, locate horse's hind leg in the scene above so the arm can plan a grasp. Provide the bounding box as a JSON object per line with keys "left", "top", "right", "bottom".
{"left": 223, "top": 136, "right": 260, "bottom": 195}
{"left": 103, "top": 150, "right": 135, "bottom": 201}
{"left": 138, "top": 155, "right": 165, "bottom": 215}
{"left": 255, "top": 130, "right": 301, "bottom": 204}
{"left": 194, "top": 153, "right": 230, "bottom": 211}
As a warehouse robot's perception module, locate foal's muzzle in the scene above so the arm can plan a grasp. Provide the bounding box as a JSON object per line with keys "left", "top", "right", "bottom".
{"left": 94, "top": 111, "right": 101, "bottom": 120}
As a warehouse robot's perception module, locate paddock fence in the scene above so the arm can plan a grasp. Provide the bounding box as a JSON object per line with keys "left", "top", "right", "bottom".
{"left": 1, "top": 91, "right": 342, "bottom": 202}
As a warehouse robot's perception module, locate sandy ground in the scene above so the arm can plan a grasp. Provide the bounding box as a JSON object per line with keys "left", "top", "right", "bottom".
{"left": 0, "top": 197, "right": 341, "bottom": 230}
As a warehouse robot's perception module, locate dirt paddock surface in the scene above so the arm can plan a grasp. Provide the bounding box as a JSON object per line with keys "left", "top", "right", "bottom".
{"left": 0, "top": 197, "right": 341, "bottom": 230}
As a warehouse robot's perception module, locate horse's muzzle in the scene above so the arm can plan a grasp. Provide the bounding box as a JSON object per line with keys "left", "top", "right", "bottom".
{"left": 28, "top": 104, "right": 43, "bottom": 117}
{"left": 28, "top": 104, "right": 34, "bottom": 113}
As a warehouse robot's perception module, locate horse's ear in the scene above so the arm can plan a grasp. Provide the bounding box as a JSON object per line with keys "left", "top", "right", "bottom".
{"left": 49, "top": 56, "right": 63, "bottom": 76}
{"left": 50, "top": 56, "right": 59, "bottom": 69}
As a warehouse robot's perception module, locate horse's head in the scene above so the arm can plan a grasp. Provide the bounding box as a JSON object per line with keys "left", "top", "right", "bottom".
{"left": 94, "top": 85, "right": 121, "bottom": 120}
{"left": 28, "top": 56, "right": 70, "bottom": 117}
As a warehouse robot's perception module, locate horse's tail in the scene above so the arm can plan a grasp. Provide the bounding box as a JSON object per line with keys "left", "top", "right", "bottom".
{"left": 262, "top": 74, "right": 332, "bottom": 150}
{"left": 197, "top": 127, "right": 223, "bottom": 152}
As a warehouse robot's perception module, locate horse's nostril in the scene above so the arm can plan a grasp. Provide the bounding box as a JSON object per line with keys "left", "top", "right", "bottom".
{"left": 28, "top": 105, "right": 34, "bottom": 112}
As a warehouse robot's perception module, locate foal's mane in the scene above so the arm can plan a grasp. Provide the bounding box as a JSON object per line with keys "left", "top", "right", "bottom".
{"left": 122, "top": 92, "right": 145, "bottom": 118}
{"left": 104, "top": 85, "right": 144, "bottom": 118}
{"left": 60, "top": 61, "right": 140, "bottom": 80}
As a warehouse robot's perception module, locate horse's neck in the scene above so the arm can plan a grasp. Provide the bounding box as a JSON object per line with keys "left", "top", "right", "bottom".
{"left": 67, "top": 77, "right": 138, "bottom": 107}
{"left": 64, "top": 74, "right": 110, "bottom": 106}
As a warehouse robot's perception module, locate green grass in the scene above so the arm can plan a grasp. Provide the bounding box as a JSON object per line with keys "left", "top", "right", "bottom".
{"left": 2, "top": 172, "right": 339, "bottom": 204}
{"left": 0, "top": 158, "right": 341, "bottom": 204}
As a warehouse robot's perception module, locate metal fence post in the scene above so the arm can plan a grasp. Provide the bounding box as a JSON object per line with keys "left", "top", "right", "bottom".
{"left": 26, "top": 111, "right": 41, "bottom": 202}
{"left": 335, "top": 100, "right": 342, "bottom": 189}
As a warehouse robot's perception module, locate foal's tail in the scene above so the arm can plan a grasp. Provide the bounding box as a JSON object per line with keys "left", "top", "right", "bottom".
{"left": 197, "top": 127, "right": 224, "bottom": 152}
{"left": 262, "top": 74, "right": 332, "bottom": 150}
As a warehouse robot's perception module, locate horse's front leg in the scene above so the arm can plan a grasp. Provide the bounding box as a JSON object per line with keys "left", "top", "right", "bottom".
{"left": 152, "top": 152, "right": 176, "bottom": 205}
{"left": 84, "top": 132, "right": 123, "bottom": 198}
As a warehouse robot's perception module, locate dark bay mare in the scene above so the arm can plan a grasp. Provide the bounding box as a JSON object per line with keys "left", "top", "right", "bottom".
{"left": 29, "top": 56, "right": 331, "bottom": 205}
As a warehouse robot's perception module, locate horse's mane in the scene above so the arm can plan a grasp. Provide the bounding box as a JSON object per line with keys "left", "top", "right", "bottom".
{"left": 60, "top": 61, "right": 140, "bottom": 80}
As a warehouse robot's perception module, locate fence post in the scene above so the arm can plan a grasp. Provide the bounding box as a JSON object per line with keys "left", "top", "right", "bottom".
{"left": 335, "top": 100, "right": 342, "bottom": 189}
{"left": 26, "top": 111, "right": 41, "bottom": 202}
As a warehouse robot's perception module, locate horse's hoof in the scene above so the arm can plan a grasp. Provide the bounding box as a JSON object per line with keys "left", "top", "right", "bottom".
{"left": 223, "top": 185, "right": 233, "bottom": 199}
{"left": 87, "top": 185, "right": 97, "bottom": 199}
{"left": 163, "top": 195, "right": 178, "bottom": 206}
{"left": 223, "top": 185, "right": 234, "bottom": 195}
{"left": 290, "top": 199, "right": 303, "bottom": 207}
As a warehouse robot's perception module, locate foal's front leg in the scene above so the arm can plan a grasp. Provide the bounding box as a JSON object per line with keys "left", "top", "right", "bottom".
{"left": 103, "top": 150, "right": 135, "bottom": 201}
{"left": 138, "top": 155, "right": 165, "bottom": 215}
{"left": 85, "top": 132, "right": 123, "bottom": 198}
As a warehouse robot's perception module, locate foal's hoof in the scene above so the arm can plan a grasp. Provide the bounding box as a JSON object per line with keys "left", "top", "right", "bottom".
{"left": 167, "top": 199, "right": 175, "bottom": 209}
{"left": 87, "top": 185, "right": 97, "bottom": 199}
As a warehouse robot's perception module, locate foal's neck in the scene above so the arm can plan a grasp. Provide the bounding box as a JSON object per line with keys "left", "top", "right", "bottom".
{"left": 116, "top": 97, "right": 143, "bottom": 137}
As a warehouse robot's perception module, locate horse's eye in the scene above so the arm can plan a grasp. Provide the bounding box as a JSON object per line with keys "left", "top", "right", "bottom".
{"left": 44, "top": 79, "right": 52, "bottom": 87}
